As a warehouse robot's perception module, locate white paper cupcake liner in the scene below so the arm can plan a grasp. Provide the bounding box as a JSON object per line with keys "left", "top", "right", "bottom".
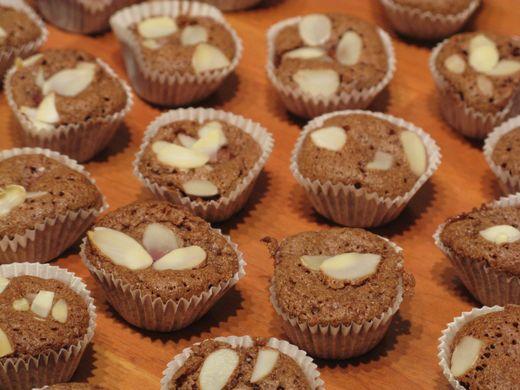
{"left": 429, "top": 39, "right": 520, "bottom": 139}
{"left": 134, "top": 107, "right": 274, "bottom": 223}
{"left": 379, "top": 0, "right": 480, "bottom": 41}
{"left": 0, "top": 0, "right": 47, "bottom": 80}
{"left": 433, "top": 193, "right": 520, "bottom": 306}
{"left": 110, "top": 1, "right": 243, "bottom": 106}
{"left": 198, "top": 0, "right": 262, "bottom": 11}
{"left": 0, "top": 147, "right": 108, "bottom": 265}
{"left": 80, "top": 229, "right": 246, "bottom": 332}
{"left": 0, "top": 262, "right": 96, "bottom": 390}
{"left": 4, "top": 57, "right": 133, "bottom": 163}
{"left": 290, "top": 110, "right": 442, "bottom": 227}
{"left": 160, "top": 335, "right": 324, "bottom": 389}
{"left": 483, "top": 115, "right": 520, "bottom": 194}
{"left": 266, "top": 17, "right": 396, "bottom": 119}
{"left": 438, "top": 305, "right": 504, "bottom": 390}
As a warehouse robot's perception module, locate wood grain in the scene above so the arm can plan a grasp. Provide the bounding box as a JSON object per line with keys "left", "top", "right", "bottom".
{"left": 1, "top": 0, "right": 518, "bottom": 389}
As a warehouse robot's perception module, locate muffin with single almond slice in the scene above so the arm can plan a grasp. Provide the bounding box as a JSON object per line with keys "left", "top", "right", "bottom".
{"left": 80, "top": 200, "right": 246, "bottom": 332}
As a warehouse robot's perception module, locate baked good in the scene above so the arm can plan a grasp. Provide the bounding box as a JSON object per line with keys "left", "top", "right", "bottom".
{"left": 290, "top": 110, "right": 441, "bottom": 227}
{"left": 0, "top": 263, "right": 95, "bottom": 390}
{"left": 80, "top": 200, "right": 245, "bottom": 332}
{"left": 435, "top": 194, "right": 520, "bottom": 305}
{"left": 264, "top": 227, "right": 414, "bottom": 359}
{"left": 430, "top": 32, "right": 520, "bottom": 139}
{"left": 5, "top": 48, "right": 132, "bottom": 162}
{"left": 41, "top": 384, "right": 106, "bottom": 390}
{"left": 161, "top": 336, "right": 324, "bottom": 389}
{"left": 379, "top": 0, "right": 480, "bottom": 40}
{"left": 266, "top": 13, "right": 395, "bottom": 118}
{"left": 186, "top": 0, "right": 262, "bottom": 11}
{"left": 0, "top": 148, "right": 105, "bottom": 265}
{"left": 110, "top": 1, "right": 242, "bottom": 106}
{"left": 134, "top": 107, "right": 273, "bottom": 222}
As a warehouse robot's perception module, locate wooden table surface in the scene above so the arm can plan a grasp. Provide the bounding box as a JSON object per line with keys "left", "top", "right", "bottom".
{"left": 2, "top": 0, "right": 519, "bottom": 389}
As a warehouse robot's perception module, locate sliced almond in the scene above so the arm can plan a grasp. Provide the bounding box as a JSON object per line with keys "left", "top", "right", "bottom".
{"left": 35, "top": 68, "right": 45, "bottom": 89}
{"left": 36, "top": 93, "right": 60, "bottom": 124}
{"left": 336, "top": 31, "right": 362, "bottom": 66}
{"left": 23, "top": 53, "right": 43, "bottom": 67}
{"left": 477, "top": 75, "right": 494, "bottom": 96}
{"left": 366, "top": 151, "right": 394, "bottom": 171}
{"left": 26, "top": 191, "right": 47, "bottom": 199}
{"left": 320, "top": 253, "right": 381, "bottom": 282}
{"left": 310, "top": 126, "right": 346, "bottom": 151}
{"left": 451, "top": 336, "right": 483, "bottom": 377}
{"left": 251, "top": 349, "right": 279, "bottom": 383}
{"left": 479, "top": 224, "right": 520, "bottom": 244}
{"left": 12, "top": 298, "right": 30, "bottom": 311}
{"left": 137, "top": 16, "right": 177, "bottom": 39}
{"left": 300, "top": 255, "right": 330, "bottom": 270}
{"left": 51, "top": 299, "right": 68, "bottom": 323}
{"left": 485, "top": 59, "right": 520, "bottom": 76}
{"left": 20, "top": 106, "right": 54, "bottom": 131}
{"left": 0, "top": 27, "right": 6, "bottom": 40}
{"left": 31, "top": 290, "right": 55, "bottom": 318}
{"left": 88, "top": 227, "right": 153, "bottom": 271}
{"left": 293, "top": 69, "right": 339, "bottom": 97}
{"left": 142, "top": 223, "right": 181, "bottom": 260}
{"left": 152, "top": 141, "right": 209, "bottom": 169}
{"left": 181, "top": 25, "right": 208, "bottom": 46}
{"left": 182, "top": 179, "right": 219, "bottom": 198}
{"left": 0, "top": 328, "right": 13, "bottom": 358}
{"left": 177, "top": 133, "right": 197, "bottom": 148}
{"left": 153, "top": 245, "right": 207, "bottom": 271}
{"left": 199, "top": 348, "right": 239, "bottom": 390}
{"left": 444, "top": 54, "right": 466, "bottom": 74}
{"left": 400, "top": 131, "right": 427, "bottom": 176}
{"left": 142, "top": 39, "right": 162, "bottom": 50}
{"left": 198, "top": 121, "right": 227, "bottom": 146}
{"left": 469, "top": 34, "right": 496, "bottom": 53}
{"left": 0, "top": 276, "right": 8, "bottom": 294}
{"left": 0, "top": 184, "right": 27, "bottom": 217}
{"left": 192, "top": 43, "right": 230, "bottom": 74}
{"left": 42, "top": 64, "right": 96, "bottom": 97}
{"left": 469, "top": 45, "right": 499, "bottom": 73}
{"left": 298, "top": 14, "right": 332, "bottom": 46}
{"left": 284, "top": 47, "right": 327, "bottom": 60}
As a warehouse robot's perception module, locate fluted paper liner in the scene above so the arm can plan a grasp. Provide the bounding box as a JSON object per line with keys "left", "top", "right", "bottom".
{"left": 0, "top": 0, "right": 47, "bottom": 79}
{"left": 266, "top": 17, "right": 396, "bottom": 119}
{"left": 434, "top": 193, "right": 520, "bottom": 306}
{"left": 160, "top": 335, "right": 325, "bottom": 389}
{"left": 483, "top": 115, "right": 520, "bottom": 194}
{"left": 270, "top": 237, "right": 405, "bottom": 359}
{"left": 438, "top": 305, "right": 503, "bottom": 390}
{"left": 198, "top": 0, "right": 262, "bottom": 11}
{"left": 0, "top": 262, "right": 96, "bottom": 390}
{"left": 134, "top": 107, "right": 274, "bottom": 222}
{"left": 4, "top": 58, "right": 133, "bottom": 163}
{"left": 379, "top": 0, "right": 480, "bottom": 40}
{"left": 80, "top": 229, "right": 246, "bottom": 332}
{"left": 429, "top": 38, "right": 520, "bottom": 139}
{"left": 290, "top": 110, "right": 441, "bottom": 227}
{"left": 110, "top": 1, "right": 243, "bottom": 106}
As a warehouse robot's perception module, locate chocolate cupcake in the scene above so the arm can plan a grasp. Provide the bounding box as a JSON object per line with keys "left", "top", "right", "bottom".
{"left": 434, "top": 194, "right": 520, "bottom": 306}
{"left": 0, "top": 262, "right": 96, "bottom": 390}
{"left": 291, "top": 110, "right": 441, "bottom": 227}
{"left": 5, "top": 49, "right": 132, "bottom": 163}
{"left": 134, "top": 107, "right": 273, "bottom": 222}
{"left": 266, "top": 13, "right": 395, "bottom": 118}
{"left": 430, "top": 32, "right": 520, "bottom": 139}
{"left": 160, "top": 336, "right": 324, "bottom": 389}
{"left": 39, "top": 384, "right": 106, "bottom": 390}
{"left": 379, "top": 0, "right": 480, "bottom": 41}
{"left": 438, "top": 305, "right": 519, "bottom": 389}
{"left": 0, "top": 148, "right": 106, "bottom": 265}
{"left": 190, "top": 0, "right": 262, "bottom": 11}
{"left": 110, "top": 1, "right": 242, "bottom": 106}
{"left": 264, "top": 228, "right": 414, "bottom": 359}
{"left": 80, "top": 200, "right": 246, "bottom": 332}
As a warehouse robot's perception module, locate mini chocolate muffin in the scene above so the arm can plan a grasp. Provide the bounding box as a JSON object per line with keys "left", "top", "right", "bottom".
{"left": 264, "top": 228, "right": 414, "bottom": 359}
{"left": 490, "top": 127, "right": 520, "bottom": 179}
{"left": 392, "top": 0, "right": 474, "bottom": 14}
{"left": 0, "top": 5, "right": 40, "bottom": 48}
{"left": 42, "top": 384, "right": 106, "bottom": 390}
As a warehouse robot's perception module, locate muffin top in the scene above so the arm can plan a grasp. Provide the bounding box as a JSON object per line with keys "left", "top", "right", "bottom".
{"left": 440, "top": 204, "right": 520, "bottom": 276}
{"left": 449, "top": 305, "right": 520, "bottom": 389}
{"left": 44, "top": 384, "right": 105, "bottom": 390}
{"left": 435, "top": 32, "right": 520, "bottom": 114}
{"left": 138, "top": 119, "right": 261, "bottom": 201}
{"left": 265, "top": 228, "right": 413, "bottom": 326}
{"left": 296, "top": 113, "right": 428, "bottom": 198}
{"left": 168, "top": 338, "right": 311, "bottom": 390}
{"left": 491, "top": 127, "right": 520, "bottom": 178}
{"left": 84, "top": 201, "right": 239, "bottom": 302}
{"left": 10, "top": 49, "right": 127, "bottom": 131}
{"left": 273, "top": 13, "right": 388, "bottom": 98}
{"left": 0, "top": 154, "right": 103, "bottom": 237}
{"left": 0, "top": 275, "right": 90, "bottom": 361}
{"left": 0, "top": 5, "right": 40, "bottom": 49}
{"left": 392, "top": 0, "right": 474, "bottom": 15}
{"left": 130, "top": 15, "right": 236, "bottom": 75}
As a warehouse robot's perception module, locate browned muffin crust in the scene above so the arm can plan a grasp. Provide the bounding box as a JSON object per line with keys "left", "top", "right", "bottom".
{"left": 440, "top": 205, "right": 520, "bottom": 276}
{"left": 267, "top": 228, "right": 411, "bottom": 326}
{"left": 0, "top": 275, "right": 89, "bottom": 361}
{"left": 45, "top": 383, "right": 106, "bottom": 390}
{"left": 392, "top": 0, "right": 474, "bottom": 15}
{"left": 0, "top": 154, "right": 103, "bottom": 237}
{"left": 435, "top": 32, "right": 520, "bottom": 114}
{"left": 0, "top": 6, "right": 40, "bottom": 49}
{"left": 274, "top": 13, "right": 388, "bottom": 93}
{"left": 131, "top": 15, "right": 236, "bottom": 75}
{"left": 297, "top": 113, "right": 421, "bottom": 198}
{"left": 451, "top": 305, "right": 520, "bottom": 389}
{"left": 10, "top": 49, "right": 127, "bottom": 124}
{"left": 84, "top": 201, "right": 239, "bottom": 302}
{"left": 168, "top": 338, "right": 311, "bottom": 389}
{"left": 138, "top": 120, "right": 261, "bottom": 200}
{"left": 491, "top": 127, "right": 520, "bottom": 178}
